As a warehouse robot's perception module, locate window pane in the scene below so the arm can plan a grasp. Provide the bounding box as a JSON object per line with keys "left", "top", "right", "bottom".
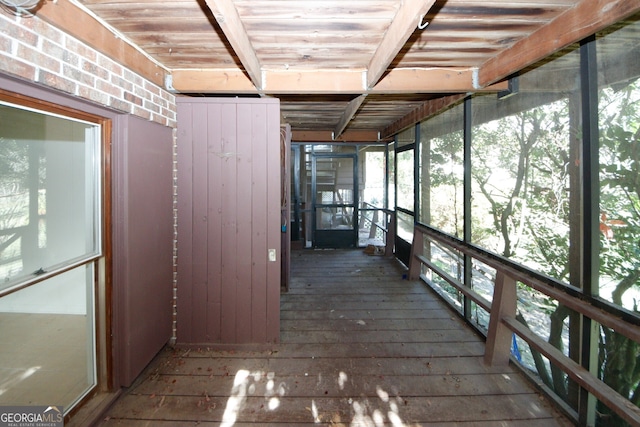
{"left": 420, "top": 102, "right": 464, "bottom": 236}
{"left": 388, "top": 144, "right": 395, "bottom": 210}
{"left": 360, "top": 145, "right": 386, "bottom": 208}
{"left": 0, "top": 263, "right": 96, "bottom": 412}
{"left": 423, "top": 237, "right": 464, "bottom": 313}
{"left": 597, "top": 16, "right": 640, "bottom": 310}
{"left": 596, "top": 15, "right": 640, "bottom": 426}
{"left": 470, "top": 46, "right": 580, "bottom": 284}
{"left": 316, "top": 206, "right": 354, "bottom": 230}
{"left": 396, "top": 210, "right": 414, "bottom": 243}
{"left": 396, "top": 149, "right": 414, "bottom": 212}
{"left": 0, "top": 103, "right": 100, "bottom": 292}
{"left": 315, "top": 157, "right": 354, "bottom": 204}
{"left": 397, "top": 126, "right": 415, "bottom": 148}
{"left": 359, "top": 146, "right": 387, "bottom": 247}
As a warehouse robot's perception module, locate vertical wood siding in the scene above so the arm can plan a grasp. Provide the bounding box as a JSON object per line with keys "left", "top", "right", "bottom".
{"left": 177, "top": 98, "right": 281, "bottom": 345}
{"left": 114, "top": 115, "right": 175, "bottom": 386}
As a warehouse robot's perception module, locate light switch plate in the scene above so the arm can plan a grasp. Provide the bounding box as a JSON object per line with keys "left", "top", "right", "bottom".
{"left": 268, "top": 248, "right": 277, "bottom": 262}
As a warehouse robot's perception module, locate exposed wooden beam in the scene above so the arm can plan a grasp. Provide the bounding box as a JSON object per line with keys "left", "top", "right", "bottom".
{"left": 169, "top": 69, "right": 256, "bottom": 93}
{"left": 478, "top": 0, "right": 640, "bottom": 87}
{"left": 170, "top": 68, "right": 507, "bottom": 94}
{"left": 381, "top": 94, "right": 466, "bottom": 139}
{"left": 375, "top": 69, "right": 508, "bottom": 93}
{"left": 291, "top": 130, "right": 384, "bottom": 143}
{"left": 204, "top": 0, "right": 263, "bottom": 90}
{"left": 37, "top": 0, "right": 166, "bottom": 87}
{"left": 334, "top": 95, "right": 368, "bottom": 140}
{"left": 366, "top": 0, "right": 437, "bottom": 89}
{"left": 265, "top": 70, "right": 366, "bottom": 94}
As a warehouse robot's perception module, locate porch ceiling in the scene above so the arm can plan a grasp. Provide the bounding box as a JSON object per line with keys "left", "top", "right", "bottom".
{"left": 42, "top": 0, "right": 640, "bottom": 140}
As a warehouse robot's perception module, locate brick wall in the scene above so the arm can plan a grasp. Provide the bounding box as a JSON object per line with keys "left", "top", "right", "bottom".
{"left": 0, "top": 12, "right": 176, "bottom": 128}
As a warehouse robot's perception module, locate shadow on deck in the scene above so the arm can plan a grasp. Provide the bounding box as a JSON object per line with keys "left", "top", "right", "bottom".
{"left": 99, "top": 249, "right": 572, "bottom": 426}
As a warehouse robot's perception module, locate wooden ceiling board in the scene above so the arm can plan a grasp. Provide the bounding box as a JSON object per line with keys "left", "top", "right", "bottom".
{"left": 232, "top": 0, "right": 400, "bottom": 20}
{"left": 70, "top": 0, "right": 633, "bottom": 137}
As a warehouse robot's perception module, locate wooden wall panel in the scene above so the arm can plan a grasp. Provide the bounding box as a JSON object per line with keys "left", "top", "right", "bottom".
{"left": 176, "top": 104, "right": 194, "bottom": 344}
{"left": 250, "top": 105, "right": 269, "bottom": 343}
{"left": 191, "top": 103, "right": 209, "bottom": 341}
{"left": 177, "top": 97, "right": 281, "bottom": 345}
{"left": 206, "top": 104, "right": 223, "bottom": 336}
{"left": 219, "top": 104, "right": 238, "bottom": 343}
{"left": 266, "top": 103, "right": 282, "bottom": 342}
{"left": 114, "top": 115, "right": 174, "bottom": 386}
{"left": 236, "top": 103, "right": 253, "bottom": 343}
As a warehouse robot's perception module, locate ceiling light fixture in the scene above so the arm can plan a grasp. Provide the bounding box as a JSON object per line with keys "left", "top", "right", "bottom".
{"left": 1, "top": 0, "right": 42, "bottom": 16}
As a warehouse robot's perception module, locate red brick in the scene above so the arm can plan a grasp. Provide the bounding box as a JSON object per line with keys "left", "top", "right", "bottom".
{"left": 96, "top": 78, "right": 121, "bottom": 97}
{"left": 82, "top": 59, "right": 109, "bottom": 80}
{"left": 24, "top": 17, "right": 63, "bottom": 45}
{"left": 0, "top": 33, "right": 12, "bottom": 54}
{"left": 98, "top": 54, "right": 123, "bottom": 76}
{"left": 65, "top": 38, "right": 97, "bottom": 62}
{"left": 63, "top": 63, "right": 95, "bottom": 87}
{"left": 38, "top": 70, "right": 76, "bottom": 94}
{"left": 133, "top": 105, "right": 151, "bottom": 120}
{"left": 111, "top": 74, "right": 133, "bottom": 92}
{"left": 17, "top": 43, "right": 61, "bottom": 73}
{"left": 109, "top": 98, "right": 131, "bottom": 113}
{"left": 0, "top": 18, "right": 38, "bottom": 47}
{"left": 124, "top": 90, "right": 143, "bottom": 106}
{"left": 0, "top": 53, "right": 36, "bottom": 80}
{"left": 78, "top": 85, "right": 109, "bottom": 106}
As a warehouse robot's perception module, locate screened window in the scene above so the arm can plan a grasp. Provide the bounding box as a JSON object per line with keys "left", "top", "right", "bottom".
{"left": 387, "top": 143, "right": 395, "bottom": 210}
{"left": 396, "top": 149, "right": 415, "bottom": 212}
{"left": 420, "top": 102, "right": 464, "bottom": 237}
{"left": 597, "top": 18, "right": 640, "bottom": 311}
{"left": 595, "top": 16, "right": 640, "bottom": 426}
{"left": 471, "top": 47, "right": 580, "bottom": 283}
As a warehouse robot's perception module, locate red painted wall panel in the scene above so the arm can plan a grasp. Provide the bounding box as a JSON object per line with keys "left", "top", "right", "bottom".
{"left": 176, "top": 98, "right": 281, "bottom": 345}
{"left": 113, "top": 115, "right": 174, "bottom": 386}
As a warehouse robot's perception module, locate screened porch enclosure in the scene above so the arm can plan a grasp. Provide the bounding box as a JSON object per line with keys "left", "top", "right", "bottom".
{"left": 290, "top": 143, "right": 391, "bottom": 250}
{"left": 101, "top": 249, "right": 572, "bottom": 426}
{"left": 402, "top": 16, "right": 640, "bottom": 427}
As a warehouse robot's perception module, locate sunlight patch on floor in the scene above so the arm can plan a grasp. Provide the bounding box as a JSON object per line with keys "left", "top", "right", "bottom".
{"left": 221, "top": 368, "right": 414, "bottom": 426}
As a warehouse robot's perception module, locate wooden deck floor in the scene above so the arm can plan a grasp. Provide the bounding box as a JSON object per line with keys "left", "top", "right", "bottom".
{"left": 99, "top": 249, "right": 572, "bottom": 426}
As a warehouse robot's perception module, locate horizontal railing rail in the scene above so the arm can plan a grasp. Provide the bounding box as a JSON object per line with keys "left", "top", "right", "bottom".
{"left": 359, "top": 205, "right": 395, "bottom": 256}
{"left": 408, "top": 223, "right": 640, "bottom": 426}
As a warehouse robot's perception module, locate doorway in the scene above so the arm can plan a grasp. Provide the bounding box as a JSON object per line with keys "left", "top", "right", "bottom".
{"left": 312, "top": 153, "right": 358, "bottom": 248}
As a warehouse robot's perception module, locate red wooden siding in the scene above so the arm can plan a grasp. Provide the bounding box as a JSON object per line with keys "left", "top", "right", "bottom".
{"left": 113, "top": 115, "right": 175, "bottom": 386}
{"left": 176, "top": 98, "right": 281, "bottom": 345}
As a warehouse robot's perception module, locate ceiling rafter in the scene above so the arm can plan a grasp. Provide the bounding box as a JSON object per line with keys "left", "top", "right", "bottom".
{"left": 478, "top": 0, "right": 640, "bottom": 87}
{"left": 204, "top": 0, "right": 263, "bottom": 90}
{"left": 334, "top": 94, "right": 368, "bottom": 140}
{"left": 169, "top": 68, "right": 508, "bottom": 94}
{"left": 366, "top": 0, "right": 437, "bottom": 89}
{"left": 38, "top": 0, "right": 612, "bottom": 137}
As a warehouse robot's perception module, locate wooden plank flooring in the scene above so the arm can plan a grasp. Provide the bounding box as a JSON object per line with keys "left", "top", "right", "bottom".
{"left": 99, "top": 249, "right": 572, "bottom": 426}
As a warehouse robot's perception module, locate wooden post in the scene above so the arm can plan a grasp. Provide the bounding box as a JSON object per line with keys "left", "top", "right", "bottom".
{"left": 369, "top": 209, "right": 379, "bottom": 239}
{"left": 484, "top": 270, "right": 517, "bottom": 366}
{"left": 408, "top": 227, "right": 423, "bottom": 280}
{"left": 384, "top": 211, "right": 396, "bottom": 257}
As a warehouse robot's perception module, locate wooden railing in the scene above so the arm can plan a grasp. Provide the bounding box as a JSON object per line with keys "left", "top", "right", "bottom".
{"left": 359, "top": 205, "right": 395, "bottom": 256}
{"left": 408, "top": 223, "right": 640, "bottom": 426}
